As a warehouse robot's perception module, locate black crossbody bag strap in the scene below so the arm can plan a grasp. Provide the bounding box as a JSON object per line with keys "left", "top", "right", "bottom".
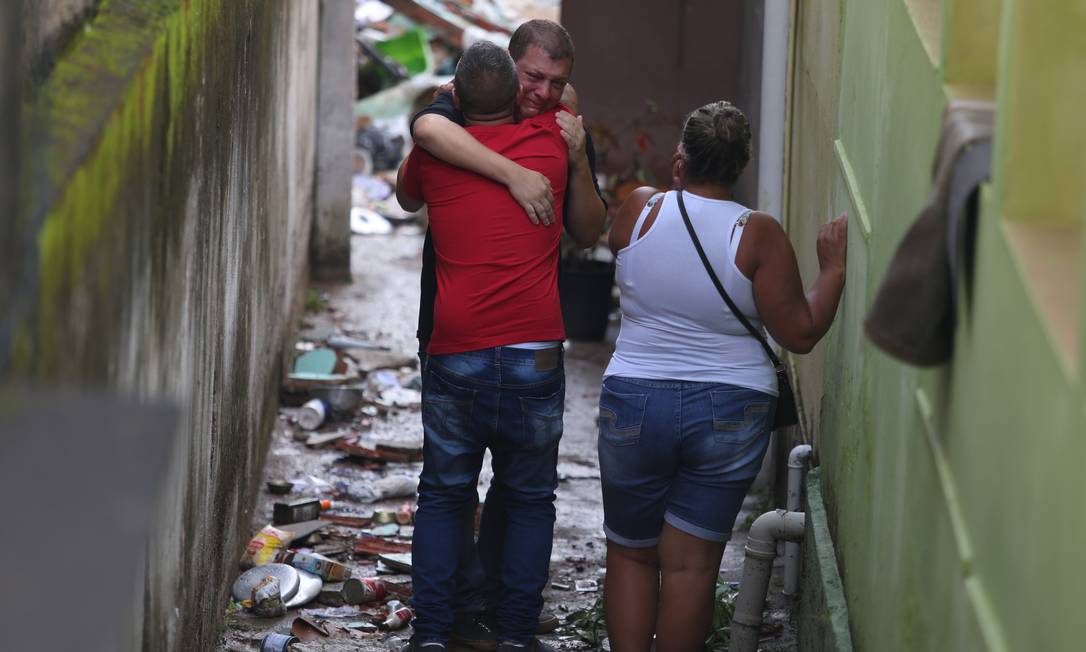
{"left": 675, "top": 190, "right": 782, "bottom": 368}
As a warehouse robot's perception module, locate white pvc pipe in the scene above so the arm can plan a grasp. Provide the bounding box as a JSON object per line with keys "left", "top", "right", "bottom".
{"left": 757, "top": 0, "right": 792, "bottom": 220}
{"left": 730, "top": 510, "right": 806, "bottom": 652}
{"left": 783, "top": 444, "right": 813, "bottom": 595}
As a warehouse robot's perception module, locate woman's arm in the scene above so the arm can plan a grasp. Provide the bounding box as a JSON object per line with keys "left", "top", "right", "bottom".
{"left": 739, "top": 212, "right": 848, "bottom": 354}
{"left": 608, "top": 187, "right": 660, "bottom": 253}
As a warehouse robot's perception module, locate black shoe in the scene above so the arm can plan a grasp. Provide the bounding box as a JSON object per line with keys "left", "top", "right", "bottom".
{"left": 400, "top": 638, "right": 448, "bottom": 652}
{"left": 451, "top": 611, "right": 560, "bottom": 651}
{"left": 495, "top": 639, "right": 557, "bottom": 652}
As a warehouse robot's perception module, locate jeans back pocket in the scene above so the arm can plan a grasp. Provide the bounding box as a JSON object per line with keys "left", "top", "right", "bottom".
{"left": 710, "top": 387, "right": 771, "bottom": 445}
{"left": 520, "top": 383, "right": 565, "bottom": 452}
{"left": 598, "top": 382, "right": 648, "bottom": 447}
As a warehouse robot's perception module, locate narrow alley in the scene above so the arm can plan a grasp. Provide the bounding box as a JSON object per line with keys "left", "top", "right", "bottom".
{"left": 217, "top": 222, "right": 795, "bottom": 650}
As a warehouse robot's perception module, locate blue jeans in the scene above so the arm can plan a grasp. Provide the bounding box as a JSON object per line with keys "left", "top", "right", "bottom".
{"left": 597, "top": 376, "right": 774, "bottom": 547}
{"left": 412, "top": 346, "right": 565, "bottom": 644}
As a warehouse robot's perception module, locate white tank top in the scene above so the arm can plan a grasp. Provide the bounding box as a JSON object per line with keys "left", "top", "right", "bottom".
{"left": 603, "top": 190, "right": 778, "bottom": 395}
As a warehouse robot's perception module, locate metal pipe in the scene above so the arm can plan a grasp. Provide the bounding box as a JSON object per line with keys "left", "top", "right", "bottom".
{"left": 783, "top": 444, "right": 812, "bottom": 595}
{"left": 729, "top": 510, "right": 806, "bottom": 652}
{"left": 757, "top": 0, "right": 792, "bottom": 220}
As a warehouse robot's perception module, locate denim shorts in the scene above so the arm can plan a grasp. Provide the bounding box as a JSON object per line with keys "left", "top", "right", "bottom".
{"left": 597, "top": 376, "right": 774, "bottom": 547}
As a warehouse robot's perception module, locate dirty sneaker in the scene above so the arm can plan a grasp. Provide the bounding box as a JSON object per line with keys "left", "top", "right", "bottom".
{"left": 495, "top": 639, "right": 557, "bottom": 652}
{"left": 399, "top": 638, "right": 448, "bottom": 652}
{"left": 451, "top": 612, "right": 562, "bottom": 650}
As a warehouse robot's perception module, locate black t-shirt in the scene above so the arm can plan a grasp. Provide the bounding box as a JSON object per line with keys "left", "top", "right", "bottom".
{"left": 411, "top": 93, "right": 604, "bottom": 349}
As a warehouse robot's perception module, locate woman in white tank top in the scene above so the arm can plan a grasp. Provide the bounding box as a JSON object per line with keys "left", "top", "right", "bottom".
{"left": 597, "top": 101, "right": 848, "bottom": 651}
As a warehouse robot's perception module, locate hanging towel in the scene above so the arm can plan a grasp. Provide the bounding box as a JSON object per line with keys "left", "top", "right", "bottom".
{"left": 864, "top": 100, "right": 995, "bottom": 366}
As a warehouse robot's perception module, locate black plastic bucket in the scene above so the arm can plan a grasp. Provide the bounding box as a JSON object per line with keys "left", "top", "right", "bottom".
{"left": 559, "top": 260, "right": 615, "bottom": 341}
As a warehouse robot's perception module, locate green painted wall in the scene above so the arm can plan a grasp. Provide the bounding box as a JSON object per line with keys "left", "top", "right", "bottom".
{"left": 789, "top": 1, "right": 1084, "bottom": 650}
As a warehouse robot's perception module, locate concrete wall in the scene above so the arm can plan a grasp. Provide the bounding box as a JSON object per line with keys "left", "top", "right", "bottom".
{"left": 560, "top": 0, "right": 751, "bottom": 200}
{"left": 790, "top": 0, "right": 1086, "bottom": 650}
{"left": 7, "top": 1, "right": 318, "bottom": 649}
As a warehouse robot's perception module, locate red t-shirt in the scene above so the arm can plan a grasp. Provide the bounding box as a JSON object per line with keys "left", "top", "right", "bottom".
{"left": 400, "top": 109, "right": 569, "bottom": 355}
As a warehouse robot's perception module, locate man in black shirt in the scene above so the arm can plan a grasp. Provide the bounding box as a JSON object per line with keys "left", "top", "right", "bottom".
{"left": 407, "top": 20, "right": 605, "bottom": 652}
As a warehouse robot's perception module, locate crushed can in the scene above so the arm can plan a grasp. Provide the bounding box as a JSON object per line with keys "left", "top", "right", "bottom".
{"left": 249, "top": 576, "right": 286, "bottom": 618}
{"left": 379, "top": 599, "right": 413, "bottom": 631}
{"left": 259, "top": 632, "right": 298, "bottom": 651}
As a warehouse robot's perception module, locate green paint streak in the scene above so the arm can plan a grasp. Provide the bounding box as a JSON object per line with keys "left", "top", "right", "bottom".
{"left": 24, "top": 0, "right": 221, "bottom": 376}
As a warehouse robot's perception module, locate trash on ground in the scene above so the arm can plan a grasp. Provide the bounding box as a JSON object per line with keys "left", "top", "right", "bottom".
{"left": 297, "top": 399, "right": 329, "bottom": 431}
{"left": 574, "top": 579, "right": 599, "bottom": 592}
{"left": 289, "top": 475, "right": 335, "bottom": 494}
{"left": 355, "top": 535, "right": 412, "bottom": 556}
{"left": 267, "top": 479, "right": 294, "bottom": 495}
{"left": 234, "top": 563, "right": 301, "bottom": 602}
{"left": 551, "top": 581, "right": 571, "bottom": 591}
{"left": 291, "top": 614, "right": 332, "bottom": 642}
{"left": 274, "top": 499, "right": 334, "bottom": 526}
{"left": 276, "top": 549, "right": 352, "bottom": 581}
{"left": 351, "top": 207, "right": 393, "bottom": 235}
{"left": 395, "top": 501, "right": 416, "bottom": 525}
{"left": 247, "top": 575, "right": 288, "bottom": 618}
{"left": 306, "top": 430, "right": 349, "bottom": 447}
{"left": 284, "top": 569, "right": 324, "bottom": 609}
{"left": 319, "top": 512, "right": 374, "bottom": 528}
{"left": 294, "top": 349, "right": 339, "bottom": 376}
{"left": 284, "top": 519, "right": 330, "bottom": 545}
{"left": 368, "top": 522, "right": 400, "bottom": 537}
{"left": 336, "top": 437, "right": 422, "bottom": 463}
{"left": 376, "top": 552, "right": 413, "bottom": 573}
{"left": 379, "top": 600, "right": 413, "bottom": 631}
{"left": 259, "top": 632, "right": 299, "bottom": 651}
{"left": 300, "top": 605, "right": 365, "bottom": 619}
{"left": 336, "top": 474, "right": 418, "bottom": 503}
{"left": 344, "top": 620, "right": 379, "bottom": 632}
{"left": 242, "top": 525, "right": 295, "bottom": 568}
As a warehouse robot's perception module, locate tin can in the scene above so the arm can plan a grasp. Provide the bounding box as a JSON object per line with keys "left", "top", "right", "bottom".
{"left": 259, "top": 633, "right": 298, "bottom": 651}
{"left": 296, "top": 399, "right": 327, "bottom": 431}
{"left": 372, "top": 509, "right": 396, "bottom": 525}
{"left": 357, "top": 577, "right": 387, "bottom": 603}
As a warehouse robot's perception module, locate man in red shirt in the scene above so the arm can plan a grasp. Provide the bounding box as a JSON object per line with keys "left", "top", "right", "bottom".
{"left": 396, "top": 42, "right": 570, "bottom": 652}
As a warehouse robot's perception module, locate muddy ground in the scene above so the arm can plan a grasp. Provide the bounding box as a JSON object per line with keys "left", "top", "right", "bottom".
{"left": 217, "top": 226, "right": 796, "bottom": 651}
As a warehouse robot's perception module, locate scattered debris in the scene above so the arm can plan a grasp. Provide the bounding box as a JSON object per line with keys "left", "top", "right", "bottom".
{"left": 319, "top": 512, "right": 373, "bottom": 528}
{"left": 574, "top": 579, "right": 598, "bottom": 593}
{"left": 355, "top": 535, "right": 411, "bottom": 556}
{"left": 276, "top": 550, "right": 352, "bottom": 582}
{"left": 242, "top": 526, "right": 295, "bottom": 568}
{"left": 376, "top": 552, "right": 413, "bottom": 573}
{"left": 379, "top": 600, "right": 413, "bottom": 631}
{"left": 297, "top": 399, "right": 329, "bottom": 431}
{"left": 336, "top": 474, "right": 418, "bottom": 503}
{"left": 291, "top": 614, "right": 331, "bottom": 641}
{"left": 551, "top": 581, "right": 571, "bottom": 591}
{"left": 274, "top": 499, "right": 334, "bottom": 526}
{"left": 258, "top": 633, "right": 298, "bottom": 651}
{"left": 267, "top": 479, "right": 294, "bottom": 495}
{"left": 248, "top": 575, "right": 288, "bottom": 618}
{"left": 351, "top": 207, "right": 394, "bottom": 235}
{"left": 284, "top": 569, "right": 324, "bottom": 609}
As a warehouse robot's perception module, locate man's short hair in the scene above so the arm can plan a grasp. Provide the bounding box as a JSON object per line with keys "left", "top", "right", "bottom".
{"left": 509, "top": 19, "right": 575, "bottom": 64}
{"left": 454, "top": 41, "right": 519, "bottom": 116}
